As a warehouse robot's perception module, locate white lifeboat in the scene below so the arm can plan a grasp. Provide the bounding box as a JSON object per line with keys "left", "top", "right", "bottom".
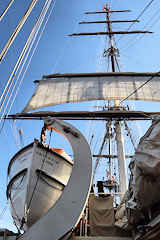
{"left": 7, "top": 139, "right": 73, "bottom": 229}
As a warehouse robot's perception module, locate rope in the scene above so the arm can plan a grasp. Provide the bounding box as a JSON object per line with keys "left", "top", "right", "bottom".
{"left": 117, "top": 0, "right": 155, "bottom": 43}
{"left": 0, "top": 120, "right": 5, "bottom": 135}
{"left": 5, "top": 0, "right": 55, "bottom": 115}
{"left": 120, "top": 72, "right": 160, "bottom": 104}
{"left": 0, "top": 0, "right": 56, "bottom": 126}
{"left": 127, "top": 0, "right": 155, "bottom": 31}
{"left": 124, "top": 120, "right": 136, "bottom": 150}
{"left": 0, "top": 0, "right": 39, "bottom": 62}
{"left": 93, "top": 128, "right": 108, "bottom": 182}
{"left": 0, "top": 204, "right": 8, "bottom": 219}
{"left": 27, "top": 130, "right": 52, "bottom": 214}
{"left": 9, "top": 196, "right": 21, "bottom": 233}
{"left": 0, "top": 0, "right": 50, "bottom": 111}
{"left": 0, "top": 0, "right": 15, "bottom": 22}
{"left": 121, "top": 6, "right": 160, "bottom": 53}
{"left": 7, "top": 173, "right": 26, "bottom": 230}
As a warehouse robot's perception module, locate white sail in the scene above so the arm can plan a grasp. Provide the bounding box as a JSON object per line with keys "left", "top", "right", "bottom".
{"left": 23, "top": 72, "right": 160, "bottom": 112}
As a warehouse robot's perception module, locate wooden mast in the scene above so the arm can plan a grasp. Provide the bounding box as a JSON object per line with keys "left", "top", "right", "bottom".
{"left": 69, "top": 4, "right": 152, "bottom": 200}
{"left": 105, "top": 4, "right": 128, "bottom": 199}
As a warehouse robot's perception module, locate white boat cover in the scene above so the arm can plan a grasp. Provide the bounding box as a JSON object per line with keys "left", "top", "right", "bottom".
{"left": 23, "top": 73, "right": 160, "bottom": 112}
{"left": 129, "top": 115, "right": 160, "bottom": 210}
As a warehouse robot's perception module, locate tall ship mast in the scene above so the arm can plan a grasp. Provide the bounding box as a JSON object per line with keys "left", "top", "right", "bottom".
{"left": 1, "top": 1, "right": 160, "bottom": 240}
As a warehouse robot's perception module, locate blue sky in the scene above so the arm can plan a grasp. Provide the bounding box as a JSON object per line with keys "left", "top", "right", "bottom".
{"left": 0, "top": 0, "right": 160, "bottom": 231}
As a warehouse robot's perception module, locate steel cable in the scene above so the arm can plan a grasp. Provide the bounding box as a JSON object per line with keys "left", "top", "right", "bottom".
{"left": 117, "top": 0, "right": 155, "bottom": 44}
{"left": 0, "top": 0, "right": 39, "bottom": 62}
{"left": 120, "top": 72, "right": 160, "bottom": 104}
{"left": 121, "top": 6, "right": 160, "bottom": 53}
{"left": 0, "top": 0, "right": 51, "bottom": 114}
{"left": 0, "top": 0, "right": 15, "bottom": 22}
{"left": 0, "top": 0, "right": 56, "bottom": 128}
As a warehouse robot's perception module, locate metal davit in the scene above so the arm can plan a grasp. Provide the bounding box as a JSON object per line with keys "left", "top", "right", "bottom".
{"left": 19, "top": 118, "right": 92, "bottom": 240}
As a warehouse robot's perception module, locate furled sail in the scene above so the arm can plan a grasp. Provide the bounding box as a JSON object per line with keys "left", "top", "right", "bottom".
{"left": 23, "top": 72, "right": 160, "bottom": 112}
{"left": 128, "top": 115, "right": 160, "bottom": 210}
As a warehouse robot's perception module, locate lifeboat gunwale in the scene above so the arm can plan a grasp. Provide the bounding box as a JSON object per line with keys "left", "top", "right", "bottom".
{"left": 8, "top": 141, "right": 73, "bottom": 175}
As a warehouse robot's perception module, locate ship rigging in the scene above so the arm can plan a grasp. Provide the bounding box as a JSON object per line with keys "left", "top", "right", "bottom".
{"left": 0, "top": 1, "right": 160, "bottom": 240}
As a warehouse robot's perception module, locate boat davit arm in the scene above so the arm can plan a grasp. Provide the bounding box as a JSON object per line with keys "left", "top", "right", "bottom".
{"left": 19, "top": 118, "right": 92, "bottom": 240}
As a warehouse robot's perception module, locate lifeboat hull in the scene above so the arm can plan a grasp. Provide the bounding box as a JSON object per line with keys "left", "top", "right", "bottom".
{"left": 7, "top": 141, "right": 73, "bottom": 229}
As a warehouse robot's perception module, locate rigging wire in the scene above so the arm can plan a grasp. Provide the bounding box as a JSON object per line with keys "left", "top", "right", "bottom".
{"left": 9, "top": 196, "right": 21, "bottom": 233}
{"left": 107, "top": 54, "right": 110, "bottom": 72}
{"left": 149, "top": 9, "right": 160, "bottom": 29}
{"left": 27, "top": 130, "right": 52, "bottom": 216}
{"left": 120, "top": 72, "right": 160, "bottom": 107}
{"left": 11, "top": 120, "right": 24, "bottom": 148}
{"left": 51, "top": 8, "right": 84, "bottom": 73}
{"left": 124, "top": 120, "right": 136, "bottom": 150}
{"left": 89, "top": 134, "right": 94, "bottom": 148}
{"left": 121, "top": 6, "right": 160, "bottom": 53}
{"left": 93, "top": 129, "right": 108, "bottom": 182}
{"left": 127, "top": 0, "right": 155, "bottom": 31}
{"left": 109, "top": 0, "right": 112, "bottom": 8}
{"left": 116, "top": 0, "right": 155, "bottom": 44}
{"left": 0, "top": 0, "right": 39, "bottom": 62}
{"left": 114, "top": 55, "right": 120, "bottom": 72}
{"left": 87, "top": 119, "right": 95, "bottom": 143}
{"left": 0, "top": 0, "right": 15, "bottom": 22}
{"left": 0, "top": 0, "right": 56, "bottom": 126}
{"left": 0, "top": 203, "right": 8, "bottom": 219}
{"left": 7, "top": 0, "right": 56, "bottom": 115}
{"left": 91, "top": 121, "right": 105, "bottom": 155}
{"left": 7, "top": 175, "right": 25, "bottom": 231}
{"left": 128, "top": 102, "right": 143, "bottom": 144}
{"left": 0, "top": 0, "right": 56, "bottom": 159}
{"left": 112, "top": 135, "right": 117, "bottom": 180}
{"left": 0, "top": 119, "right": 6, "bottom": 135}
{"left": 0, "top": 0, "right": 52, "bottom": 114}
{"left": 8, "top": 174, "right": 26, "bottom": 231}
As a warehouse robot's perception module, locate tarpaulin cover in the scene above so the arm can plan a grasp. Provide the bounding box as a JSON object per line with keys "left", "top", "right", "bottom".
{"left": 130, "top": 116, "right": 160, "bottom": 209}
{"left": 89, "top": 194, "right": 114, "bottom": 236}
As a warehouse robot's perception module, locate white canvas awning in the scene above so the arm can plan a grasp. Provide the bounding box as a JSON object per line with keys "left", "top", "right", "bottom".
{"left": 23, "top": 72, "right": 160, "bottom": 112}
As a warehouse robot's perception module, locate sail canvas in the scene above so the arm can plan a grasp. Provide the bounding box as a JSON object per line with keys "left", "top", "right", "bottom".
{"left": 24, "top": 73, "right": 160, "bottom": 112}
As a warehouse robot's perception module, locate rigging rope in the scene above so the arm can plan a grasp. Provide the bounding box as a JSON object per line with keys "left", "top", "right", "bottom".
{"left": 93, "top": 127, "right": 108, "bottom": 182}
{"left": 0, "top": 0, "right": 56, "bottom": 125}
{"left": 0, "top": 203, "right": 8, "bottom": 219}
{"left": 8, "top": 0, "right": 56, "bottom": 114}
{"left": 0, "top": 0, "right": 40, "bottom": 62}
{"left": 127, "top": 0, "right": 155, "bottom": 31}
{"left": 121, "top": 6, "right": 160, "bottom": 53}
{"left": 0, "top": 0, "right": 50, "bottom": 113}
{"left": 117, "top": 0, "right": 155, "bottom": 44}
{"left": 9, "top": 196, "right": 21, "bottom": 233}
{"left": 26, "top": 130, "right": 52, "bottom": 216}
{"left": 120, "top": 72, "right": 160, "bottom": 105}
{"left": 124, "top": 120, "right": 136, "bottom": 150}
{"left": 0, "top": 0, "right": 15, "bottom": 22}
{"left": 91, "top": 121, "right": 105, "bottom": 154}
